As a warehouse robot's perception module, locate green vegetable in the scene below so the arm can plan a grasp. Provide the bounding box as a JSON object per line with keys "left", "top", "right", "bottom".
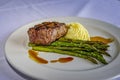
{"left": 74, "top": 51, "right": 107, "bottom": 64}
{"left": 51, "top": 41, "right": 110, "bottom": 56}
{"left": 28, "top": 38, "right": 111, "bottom": 64}
{"left": 59, "top": 38, "right": 109, "bottom": 50}
{"left": 29, "top": 42, "right": 110, "bottom": 57}
{"left": 58, "top": 38, "right": 110, "bottom": 56}
{"left": 32, "top": 46, "right": 98, "bottom": 64}
{"left": 32, "top": 45, "right": 107, "bottom": 64}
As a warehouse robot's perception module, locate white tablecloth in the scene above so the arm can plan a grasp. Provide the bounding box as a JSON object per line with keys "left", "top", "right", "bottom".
{"left": 0, "top": 0, "right": 120, "bottom": 80}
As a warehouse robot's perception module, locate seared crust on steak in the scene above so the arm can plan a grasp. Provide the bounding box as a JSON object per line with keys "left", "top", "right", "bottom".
{"left": 28, "top": 22, "right": 68, "bottom": 45}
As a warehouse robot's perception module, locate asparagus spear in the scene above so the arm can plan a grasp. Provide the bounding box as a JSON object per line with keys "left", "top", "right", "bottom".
{"left": 28, "top": 42, "right": 111, "bottom": 57}
{"left": 51, "top": 41, "right": 109, "bottom": 55}
{"left": 90, "top": 45, "right": 111, "bottom": 57}
{"left": 29, "top": 38, "right": 109, "bottom": 51}
{"left": 74, "top": 51, "right": 107, "bottom": 64}
{"left": 33, "top": 46, "right": 107, "bottom": 64}
{"left": 47, "top": 46, "right": 110, "bottom": 57}
{"left": 49, "top": 46, "right": 107, "bottom": 64}
{"left": 92, "top": 43, "right": 109, "bottom": 50}
{"left": 59, "top": 38, "right": 109, "bottom": 50}
{"left": 58, "top": 38, "right": 104, "bottom": 45}
{"left": 51, "top": 41, "right": 108, "bottom": 50}
{"left": 32, "top": 46, "right": 98, "bottom": 64}
{"left": 28, "top": 39, "right": 110, "bottom": 64}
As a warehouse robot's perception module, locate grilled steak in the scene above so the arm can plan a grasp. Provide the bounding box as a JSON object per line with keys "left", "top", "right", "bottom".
{"left": 28, "top": 22, "right": 68, "bottom": 45}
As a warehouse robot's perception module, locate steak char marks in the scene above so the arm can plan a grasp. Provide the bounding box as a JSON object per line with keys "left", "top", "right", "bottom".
{"left": 28, "top": 22, "right": 68, "bottom": 45}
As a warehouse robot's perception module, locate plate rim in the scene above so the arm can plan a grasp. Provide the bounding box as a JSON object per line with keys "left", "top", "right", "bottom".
{"left": 5, "top": 17, "right": 120, "bottom": 80}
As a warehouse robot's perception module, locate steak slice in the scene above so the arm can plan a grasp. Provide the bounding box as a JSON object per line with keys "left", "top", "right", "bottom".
{"left": 28, "top": 22, "right": 68, "bottom": 45}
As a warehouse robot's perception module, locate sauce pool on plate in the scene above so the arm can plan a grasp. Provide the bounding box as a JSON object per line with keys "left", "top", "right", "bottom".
{"left": 28, "top": 50, "right": 74, "bottom": 64}
{"left": 90, "top": 36, "right": 113, "bottom": 44}
{"left": 50, "top": 57, "right": 73, "bottom": 63}
{"left": 28, "top": 50, "right": 48, "bottom": 64}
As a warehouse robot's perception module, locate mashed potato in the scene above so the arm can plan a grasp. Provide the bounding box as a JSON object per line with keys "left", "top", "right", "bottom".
{"left": 65, "top": 22, "right": 90, "bottom": 41}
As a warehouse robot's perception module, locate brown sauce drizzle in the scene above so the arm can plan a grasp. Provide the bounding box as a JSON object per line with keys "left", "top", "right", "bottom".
{"left": 28, "top": 50, "right": 73, "bottom": 64}
{"left": 28, "top": 50, "right": 48, "bottom": 64}
{"left": 90, "top": 36, "right": 113, "bottom": 44}
{"left": 50, "top": 57, "right": 73, "bottom": 63}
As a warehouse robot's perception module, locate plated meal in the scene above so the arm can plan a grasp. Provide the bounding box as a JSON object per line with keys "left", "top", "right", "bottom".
{"left": 27, "top": 21, "right": 113, "bottom": 65}
{"left": 5, "top": 17, "right": 120, "bottom": 80}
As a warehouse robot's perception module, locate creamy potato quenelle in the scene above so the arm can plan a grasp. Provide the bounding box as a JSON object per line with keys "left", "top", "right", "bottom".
{"left": 65, "top": 22, "right": 90, "bottom": 41}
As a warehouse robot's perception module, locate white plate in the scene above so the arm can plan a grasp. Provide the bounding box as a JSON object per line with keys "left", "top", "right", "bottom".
{"left": 5, "top": 17, "right": 120, "bottom": 80}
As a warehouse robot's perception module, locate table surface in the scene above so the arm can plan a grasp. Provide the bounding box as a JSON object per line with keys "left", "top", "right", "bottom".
{"left": 0, "top": 0, "right": 120, "bottom": 80}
